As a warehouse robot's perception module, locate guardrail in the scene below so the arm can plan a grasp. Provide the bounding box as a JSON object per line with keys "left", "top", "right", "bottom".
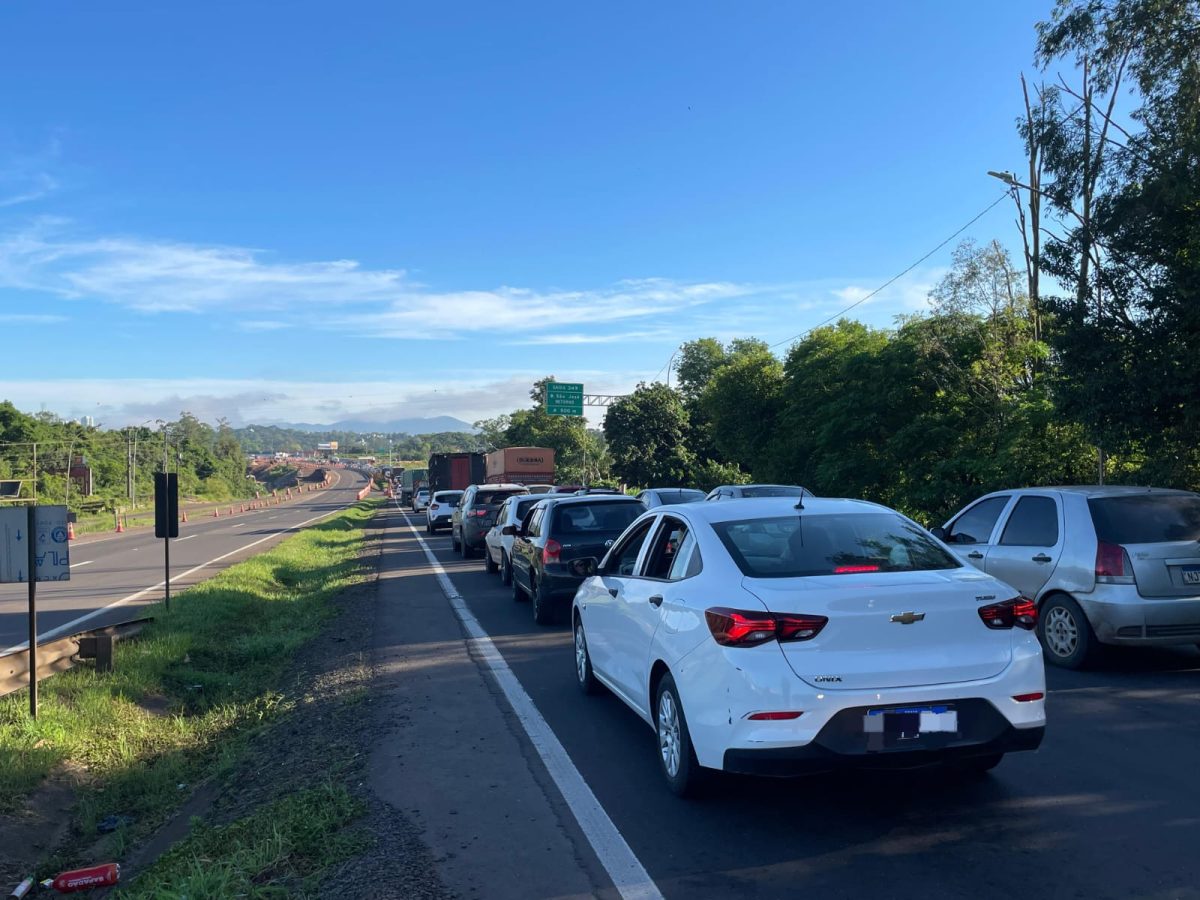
{"left": 0, "top": 616, "right": 154, "bottom": 699}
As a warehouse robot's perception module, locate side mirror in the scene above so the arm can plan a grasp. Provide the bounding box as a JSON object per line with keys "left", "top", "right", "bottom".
{"left": 930, "top": 525, "right": 947, "bottom": 541}
{"left": 570, "top": 557, "right": 599, "bottom": 578}
{"left": 502, "top": 525, "right": 517, "bottom": 537}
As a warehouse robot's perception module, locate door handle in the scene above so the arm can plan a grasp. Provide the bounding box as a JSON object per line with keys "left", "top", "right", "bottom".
{"left": 608, "top": 588, "right": 619, "bottom": 598}
{"left": 649, "top": 594, "right": 664, "bottom": 608}
{"left": 967, "top": 551, "right": 984, "bottom": 560}
{"left": 1032, "top": 553, "right": 1053, "bottom": 563}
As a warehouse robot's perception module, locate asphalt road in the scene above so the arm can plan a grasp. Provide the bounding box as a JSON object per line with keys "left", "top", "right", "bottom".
{"left": 0, "top": 469, "right": 368, "bottom": 652}
{"left": 407, "top": 509, "right": 1200, "bottom": 900}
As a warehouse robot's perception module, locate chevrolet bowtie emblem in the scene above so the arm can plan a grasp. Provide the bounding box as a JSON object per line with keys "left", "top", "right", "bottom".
{"left": 890, "top": 611, "right": 926, "bottom": 624}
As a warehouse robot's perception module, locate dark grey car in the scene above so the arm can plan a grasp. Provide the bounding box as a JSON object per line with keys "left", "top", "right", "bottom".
{"left": 451, "top": 483, "right": 529, "bottom": 558}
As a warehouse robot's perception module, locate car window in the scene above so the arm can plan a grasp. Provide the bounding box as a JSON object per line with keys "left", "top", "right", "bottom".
{"left": 999, "top": 496, "right": 1059, "bottom": 547}
{"left": 607, "top": 519, "right": 656, "bottom": 576}
{"left": 513, "top": 497, "right": 541, "bottom": 522}
{"left": 713, "top": 513, "right": 961, "bottom": 578}
{"left": 643, "top": 517, "right": 690, "bottom": 579}
{"left": 523, "top": 506, "right": 543, "bottom": 538}
{"left": 946, "top": 496, "right": 1009, "bottom": 544}
{"left": 475, "top": 489, "right": 527, "bottom": 506}
{"left": 739, "top": 485, "right": 805, "bottom": 498}
{"left": 552, "top": 502, "right": 643, "bottom": 536}
{"left": 655, "top": 489, "right": 705, "bottom": 505}
{"left": 1088, "top": 494, "right": 1200, "bottom": 543}
{"left": 496, "top": 498, "right": 510, "bottom": 520}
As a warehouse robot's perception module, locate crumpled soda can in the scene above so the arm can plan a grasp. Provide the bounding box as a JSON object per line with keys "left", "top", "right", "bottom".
{"left": 41, "top": 863, "right": 120, "bottom": 893}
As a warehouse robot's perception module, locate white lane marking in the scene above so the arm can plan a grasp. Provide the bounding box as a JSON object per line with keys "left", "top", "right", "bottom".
{"left": 395, "top": 501, "right": 663, "bottom": 900}
{"left": 176, "top": 535, "right": 197, "bottom": 542}
{"left": 1, "top": 495, "right": 359, "bottom": 655}
{"left": 230, "top": 522, "right": 246, "bottom": 528}
{"left": 266, "top": 516, "right": 279, "bottom": 520}
{"left": 72, "top": 560, "right": 96, "bottom": 568}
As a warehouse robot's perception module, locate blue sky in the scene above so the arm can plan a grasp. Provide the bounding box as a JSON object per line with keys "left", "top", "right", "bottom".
{"left": 0, "top": 1, "right": 1055, "bottom": 428}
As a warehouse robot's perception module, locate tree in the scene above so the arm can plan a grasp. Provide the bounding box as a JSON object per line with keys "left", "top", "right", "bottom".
{"left": 699, "top": 340, "right": 784, "bottom": 475}
{"left": 603, "top": 383, "right": 693, "bottom": 488}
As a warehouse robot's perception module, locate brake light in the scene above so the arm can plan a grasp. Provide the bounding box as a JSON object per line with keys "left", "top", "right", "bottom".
{"left": 833, "top": 564, "right": 880, "bottom": 574}
{"left": 1095, "top": 541, "right": 1135, "bottom": 584}
{"left": 746, "top": 711, "right": 804, "bottom": 720}
{"left": 470, "top": 509, "right": 489, "bottom": 517}
{"left": 705, "top": 607, "right": 828, "bottom": 647}
{"left": 978, "top": 596, "right": 1038, "bottom": 630}
{"left": 543, "top": 538, "right": 562, "bottom": 565}
{"left": 1012, "top": 692, "right": 1044, "bottom": 702}
{"left": 429, "top": 503, "right": 439, "bottom": 511}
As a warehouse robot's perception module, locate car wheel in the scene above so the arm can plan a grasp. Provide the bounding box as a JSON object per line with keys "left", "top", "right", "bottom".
{"left": 574, "top": 616, "right": 599, "bottom": 695}
{"left": 450, "top": 528, "right": 460, "bottom": 551}
{"left": 532, "top": 579, "right": 554, "bottom": 625}
{"left": 485, "top": 547, "right": 498, "bottom": 574}
{"left": 425, "top": 521, "right": 433, "bottom": 534}
{"left": 654, "top": 673, "right": 705, "bottom": 797}
{"left": 500, "top": 552, "right": 512, "bottom": 586}
{"left": 1038, "top": 594, "right": 1099, "bottom": 669}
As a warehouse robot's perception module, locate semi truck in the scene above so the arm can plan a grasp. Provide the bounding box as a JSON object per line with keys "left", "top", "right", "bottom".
{"left": 484, "top": 447, "right": 555, "bottom": 485}
{"left": 427, "top": 452, "right": 486, "bottom": 495}
{"left": 399, "top": 467, "right": 427, "bottom": 505}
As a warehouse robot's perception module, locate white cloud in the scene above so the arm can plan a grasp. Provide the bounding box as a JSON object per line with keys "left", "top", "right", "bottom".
{"left": 0, "top": 312, "right": 67, "bottom": 323}
{"left": 236, "top": 319, "right": 293, "bottom": 332}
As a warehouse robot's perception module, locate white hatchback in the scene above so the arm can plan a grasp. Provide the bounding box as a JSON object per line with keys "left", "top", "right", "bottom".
{"left": 571, "top": 497, "right": 1046, "bottom": 795}
{"left": 484, "top": 494, "right": 546, "bottom": 584}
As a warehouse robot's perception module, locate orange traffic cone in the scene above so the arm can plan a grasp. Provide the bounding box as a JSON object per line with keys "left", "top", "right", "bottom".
{"left": 116, "top": 516, "right": 125, "bottom": 534}
{"left": 240, "top": 504, "right": 246, "bottom": 513}
{"left": 213, "top": 507, "right": 220, "bottom": 517}
{"left": 182, "top": 510, "right": 188, "bottom": 523}
{"left": 67, "top": 522, "right": 76, "bottom": 540}
{"left": 228, "top": 507, "right": 234, "bottom": 516}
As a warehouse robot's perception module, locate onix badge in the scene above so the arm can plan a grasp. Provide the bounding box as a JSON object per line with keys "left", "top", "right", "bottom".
{"left": 890, "top": 611, "right": 926, "bottom": 625}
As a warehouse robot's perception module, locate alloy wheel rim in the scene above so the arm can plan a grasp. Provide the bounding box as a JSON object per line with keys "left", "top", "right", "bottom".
{"left": 658, "top": 692, "right": 681, "bottom": 777}
{"left": 1045, "top": 606, "right": 1079, "bottom": 657}
{"left": 575, "top": 627, "right": 587, "bottom": 683}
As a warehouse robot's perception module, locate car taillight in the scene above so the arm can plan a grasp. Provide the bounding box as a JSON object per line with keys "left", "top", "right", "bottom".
{"left": 978, "top": 596, "right": 1038, "bottom": 630}
{"left": 543, "top": 539, "right": 562, "bottom": 565}
{"left": 470, "top": 509, "right": 489, "bottom": 517}
{"left": 833, "top": 564, "right": 880, "bottom": 574}
{"left": 429, "top": 504, "right": 439, "bottom": 511}
{"left": 1095, "top": 541, "right": 1135, "bottom": 584}
{"left": 704, "top": 607, "right": 828, "bottom": 647}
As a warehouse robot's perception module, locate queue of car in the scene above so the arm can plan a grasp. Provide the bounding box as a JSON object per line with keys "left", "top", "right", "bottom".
{"left": 413, "top": 479, "right": 1200, "bottom": 795}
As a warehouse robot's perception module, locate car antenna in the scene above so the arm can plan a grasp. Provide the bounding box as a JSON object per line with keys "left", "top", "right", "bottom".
{"left": 794, "top": 486, "right": 808, "bottom": 511}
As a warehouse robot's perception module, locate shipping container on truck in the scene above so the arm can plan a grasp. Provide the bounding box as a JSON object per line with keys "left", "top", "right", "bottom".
{"left": 484, "top": 447, "right": 555, "bottom": 485}
{"left": 427, "top": 452, "right": 486, "bottom": 494}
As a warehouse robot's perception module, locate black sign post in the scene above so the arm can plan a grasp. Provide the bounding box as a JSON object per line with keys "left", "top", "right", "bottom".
{"left": 154, "top": 473, "right": 178, "bottom": 611}
{"left": 26, "top": 504, "right": 37, "bottom": 719}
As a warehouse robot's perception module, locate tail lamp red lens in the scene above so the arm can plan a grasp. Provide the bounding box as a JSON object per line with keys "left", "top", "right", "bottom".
{"left": 1095, "top": 541, "right": 1135, "bottom": 583}
{"left": 542, "top": 538, "right": 562, "bottom": 565}
{"left": 746, "top": 710, "right": 804, "bottom": 720}
{"left": 978, "top": 596, "right": 1038, "bottom": 630}
{"left": 705, "top": 607, "right": 828, "bottom": 647}
{"left": 470, "top": 509, "right": 489, "bottom": 517}
{"left": 833, "top": 564, "right": 880, "bottom": 574}
{"left": 1012, "top": 692, "right": 1044, "bottom": 702}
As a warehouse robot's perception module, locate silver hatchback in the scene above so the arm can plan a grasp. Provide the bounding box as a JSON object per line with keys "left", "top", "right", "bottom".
{"left": 938, "top": 486, "right": 1200, "bottom": 668}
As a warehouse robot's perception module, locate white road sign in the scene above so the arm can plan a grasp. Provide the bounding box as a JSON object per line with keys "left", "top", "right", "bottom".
{"left": 0, "top": 506, "right": 71, "bottom": 583}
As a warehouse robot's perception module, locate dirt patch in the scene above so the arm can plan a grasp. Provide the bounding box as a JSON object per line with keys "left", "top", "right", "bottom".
{"left": 0, "top": 773, "right": 79, "bottom": 888}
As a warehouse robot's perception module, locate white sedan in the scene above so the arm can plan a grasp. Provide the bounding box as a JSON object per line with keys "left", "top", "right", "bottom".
{"left": 571, "top": 497, "right": 1046, "bottom": 795}
{"left": 484, "top": 494, "right": 545, "bottom": 584}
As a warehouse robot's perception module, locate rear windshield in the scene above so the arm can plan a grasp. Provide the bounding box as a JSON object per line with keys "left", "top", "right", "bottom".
{"left": 713, "top": 513, "right": 961, "bottom": 578}
{"left": 740, "top": 485, "right": 806, "bottom": 498}
{"left": 433, "top": 492, "right": 462, "bottom": 504}
{"left": 473, "top": 489, "right": 527, "bottom": 506}
{"left": 1088, "top": 494, "right": 1200, "bottom": 544}
{"left": 653, "top": 490, "right": 705, "bottom": 504}
{"left": 551, "top": 502, "right": 643, "bottom": 536}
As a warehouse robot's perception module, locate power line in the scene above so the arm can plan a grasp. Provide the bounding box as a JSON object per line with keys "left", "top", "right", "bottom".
{"left": 768, "top": 192, "right": 1010, "bottom": 350}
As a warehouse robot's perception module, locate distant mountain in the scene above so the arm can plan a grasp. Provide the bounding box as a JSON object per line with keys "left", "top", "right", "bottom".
{"left": 268, "top": 416, "right": 476, "bottom": 435}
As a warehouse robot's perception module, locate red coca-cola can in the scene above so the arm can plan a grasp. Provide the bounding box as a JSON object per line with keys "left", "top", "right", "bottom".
{"left": 42, "top": 863, "right": 120, "bottom": 893}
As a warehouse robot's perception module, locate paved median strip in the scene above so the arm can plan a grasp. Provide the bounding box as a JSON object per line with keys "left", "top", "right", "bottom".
{"left": 395, "top": 500, "right": 664, "bottom": 900}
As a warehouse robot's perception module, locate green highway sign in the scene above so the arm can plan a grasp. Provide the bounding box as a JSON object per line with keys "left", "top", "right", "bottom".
{"left": 545, "top": 381, "right": 584, "bottom": 416}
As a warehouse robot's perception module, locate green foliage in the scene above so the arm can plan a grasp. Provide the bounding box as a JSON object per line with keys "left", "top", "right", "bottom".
{"left": 698, "top": 339, "right": 784, "bottom": 474}
{"left": 603, "top": 383, "right": 693, "bottom": 487}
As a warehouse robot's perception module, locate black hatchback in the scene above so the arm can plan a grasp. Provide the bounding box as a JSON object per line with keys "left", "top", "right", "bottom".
{"left": 507, "top": 495, "right": 645, "bottom": 625}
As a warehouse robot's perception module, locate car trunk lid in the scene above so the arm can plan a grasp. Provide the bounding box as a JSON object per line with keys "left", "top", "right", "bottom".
{"left": 743, "top": 571, "right": 1014, "bottom": 690}
{"left": 1088, "top": 494, "right": 1200, "bottom": 597}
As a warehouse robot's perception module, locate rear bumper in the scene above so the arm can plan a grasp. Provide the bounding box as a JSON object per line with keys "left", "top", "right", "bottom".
{"left": 539, "top": 569, "right": 584, "bottom": 602}
{"left": 461, "top": 522, "right": 492, "bottom": 548}
{"left": 722, "top": 700, "right": 1044, "bottom": 777}
{"left": 428, "top": 514, "right": 452, "bottom": 528}
{"left": 1077, "top": 586, "right": 1200, "bottom": 645}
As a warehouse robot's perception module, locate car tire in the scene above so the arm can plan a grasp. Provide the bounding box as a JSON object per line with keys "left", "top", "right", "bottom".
{"left": 574, "top": 616, "right": 599, "bottom": 695}
{"left": 426, "top": 521, "right": 433, "bottom": 534}
{"left": 532, "top": 578, "right": 554, "bottom": 625}
{"left": 1038, "top": 594, "right": 1099, "bottom": 669}
{"left": 654, "top": 673, "right": 705, "bottom": 797}
{"left": 450, "top": 529, "right": 460, "bottom": 551}
{"left": 500, "top": 552, "right": 512, "bottom": 586}
{"left": 461, "top": 537, "right": 474, "bottom": 559}
{"left": 485, "top": 548, "right": 498, "bottom": 574}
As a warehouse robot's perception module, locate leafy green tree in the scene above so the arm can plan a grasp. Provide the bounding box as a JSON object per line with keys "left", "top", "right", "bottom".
{"left": 699, "top": 340, "right": 784, "bottom": 474}
{"left": 603, "top": 383, "right": 694, "bottom": 488}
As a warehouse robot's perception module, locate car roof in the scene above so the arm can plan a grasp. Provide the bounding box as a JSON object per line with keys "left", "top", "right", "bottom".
{"left": 674, "top": 496, "right": 887, "bottom": 524}
{"left": 433, "top": 489, "right": 462, "bottom": 496}
{"left": 989, "top": 485, "right": 1199, "bottom": 499}
{"left": 532, "top": 494, "right": 641, "bottom": 508}
{"left": 472, "top": 483, "right": 527, "bottom": 491}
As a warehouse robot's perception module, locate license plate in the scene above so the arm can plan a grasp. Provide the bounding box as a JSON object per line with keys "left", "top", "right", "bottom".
{"left": 1182, "top": 566, "right": 1200, "bottom": 585}
{"left": 864, "top": 705, "right": 958, "bottom": 740}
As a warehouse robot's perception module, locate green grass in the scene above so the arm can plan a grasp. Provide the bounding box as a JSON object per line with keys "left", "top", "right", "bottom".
{"left": 0, "top": 499, "right": 379, "bottom": 830}
{"left": 116, "top": 782, "right": 368, "bottom": 899}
